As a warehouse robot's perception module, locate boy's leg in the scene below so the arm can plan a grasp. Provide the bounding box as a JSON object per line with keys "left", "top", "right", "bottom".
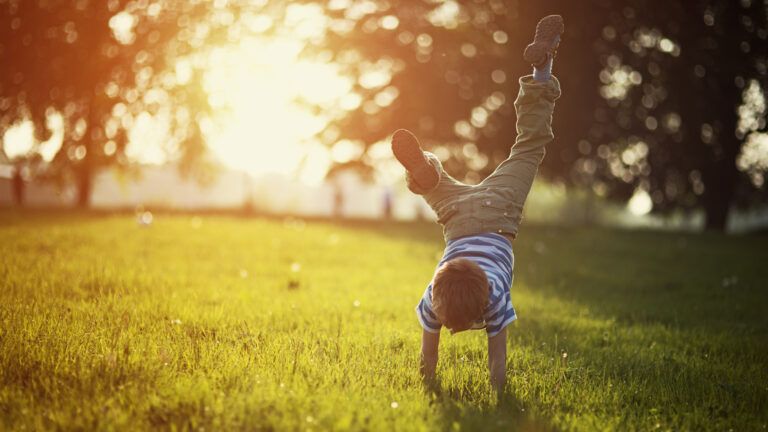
{"left": 480, "top": 76, "right": 561, "bottom": 190}
{"left": 392, "top": 129, "right": 439, "bottom": 192}
{"left": 480, "top": 15, "right": 563, "bottom": 210}
{"left": 392, "top": 129, "right": 469, "bottom": 208}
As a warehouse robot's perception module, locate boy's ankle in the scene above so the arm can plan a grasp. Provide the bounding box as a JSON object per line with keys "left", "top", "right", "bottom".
{"left": 533, "top": 56, "right": 553, "bottom": 82}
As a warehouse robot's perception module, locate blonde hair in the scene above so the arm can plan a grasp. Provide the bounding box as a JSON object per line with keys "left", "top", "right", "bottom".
{"left": 431, "top": 258, "right": 489, "bottom": 330}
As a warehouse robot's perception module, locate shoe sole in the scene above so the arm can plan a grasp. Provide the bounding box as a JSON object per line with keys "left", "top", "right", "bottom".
{"left": 523, "top": 15, "right": 564, "bottom": 66}
{"left": 391, "top": 129, "right": 439, "bottom": 190}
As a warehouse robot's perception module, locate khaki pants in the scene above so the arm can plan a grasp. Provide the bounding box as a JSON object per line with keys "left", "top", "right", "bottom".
{"left": 407, "top": 75, "right": 561, "bottom": 241}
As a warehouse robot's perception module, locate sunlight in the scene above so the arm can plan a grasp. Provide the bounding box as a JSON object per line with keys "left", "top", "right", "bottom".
{"left": 201, "top": 5, "right": 353, "bottom": 184}
{"left": 1, "top": 121, "right": 34, "bottom": 159}
{"left": 628, "top": 187, "right": 653, "bottom": 216}
{"left": 2, "top": 113, "right": 63, "bottom": 162}
{"left": 2, "top": 4, "right": 368, "bottom": 186}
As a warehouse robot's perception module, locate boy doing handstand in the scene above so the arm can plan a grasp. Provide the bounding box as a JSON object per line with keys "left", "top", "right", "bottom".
{"left": 391, "top": 15, "right": 564, "bottom": 393}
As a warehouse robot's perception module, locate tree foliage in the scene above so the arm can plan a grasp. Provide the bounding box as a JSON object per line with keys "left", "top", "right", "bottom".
{"left": 315, "top": 0, "right": 768, "bottom": 230}
{"left": 589, "top": 0, "right": 768, "bottom": 229}
{"left": 0, "top": 0, "right": 221, "bottom": 206}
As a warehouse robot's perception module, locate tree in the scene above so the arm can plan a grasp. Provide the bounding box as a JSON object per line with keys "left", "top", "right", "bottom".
{"left": 312, "top": 0, "right": 625, "bottom": 201}
{"left": 0, "top": 0, "right": 219, "bottom": 207}
{"left": 313, "top": 0, "right": 767, "bottom": 231}
{"left": 587, "top": 0, "right": 768, "bottom": 230}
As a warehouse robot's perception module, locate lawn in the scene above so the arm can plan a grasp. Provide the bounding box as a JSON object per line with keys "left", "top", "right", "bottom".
{"left": 0, "top": 211, "right": 766, "bottom": 431}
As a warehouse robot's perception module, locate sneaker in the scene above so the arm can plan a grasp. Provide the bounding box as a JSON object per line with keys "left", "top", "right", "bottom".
{"left": 523, "top": 15, "right": 564, "bottom": 67}
{"left": 391, "top": 129, "right": 439, "bottom": 190}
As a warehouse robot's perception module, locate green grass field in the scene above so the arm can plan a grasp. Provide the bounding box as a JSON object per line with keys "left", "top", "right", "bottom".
{"left": 0, "top": 211, "right": 766, "bottom": 431}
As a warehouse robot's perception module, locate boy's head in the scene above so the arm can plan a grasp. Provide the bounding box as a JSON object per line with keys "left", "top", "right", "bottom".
{"left": 431, "top": 258, "right": 489, "bottom": 332}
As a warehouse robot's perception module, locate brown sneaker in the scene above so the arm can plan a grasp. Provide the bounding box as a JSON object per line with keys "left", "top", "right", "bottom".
{"left": 391, "top": 129, "right": 439, "bottom": 190}
{"left": 523, "top": 15, "right": 564, "bottom": 67}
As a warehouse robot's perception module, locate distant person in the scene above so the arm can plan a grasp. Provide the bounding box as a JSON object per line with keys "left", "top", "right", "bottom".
{"left": 382, "top": 186, "right": 393, "bottom": 219}
{"left": 333, "top": 182, "right": 344, "bottom": 218}
{"left": 391, "top": 15, "right": 564, "bottom": 394}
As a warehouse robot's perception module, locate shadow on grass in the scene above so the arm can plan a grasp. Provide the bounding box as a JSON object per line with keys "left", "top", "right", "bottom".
{"left": 510, "top": 224, "right": 768, "bottom": 334}
{"left": 423, "top": 380, "right": 556, "bottom": 432}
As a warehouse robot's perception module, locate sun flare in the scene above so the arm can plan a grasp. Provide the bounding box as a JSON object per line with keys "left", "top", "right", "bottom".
{"left": 201, "top": 6, "right": 351, "bottom": 184}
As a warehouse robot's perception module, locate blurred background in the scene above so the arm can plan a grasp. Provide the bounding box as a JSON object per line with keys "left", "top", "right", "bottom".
{"left": 1, "top": 0, "right": 767, "bottom": 233}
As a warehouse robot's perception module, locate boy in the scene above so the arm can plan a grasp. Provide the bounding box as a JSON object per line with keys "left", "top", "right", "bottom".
{"left": 391, "top": 15, "right": 564, "bottom": 393}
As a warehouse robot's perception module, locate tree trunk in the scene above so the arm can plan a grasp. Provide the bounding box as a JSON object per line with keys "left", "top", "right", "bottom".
{"left": 702, "top": 187, "right": 732, "bottom": 231}
{"left": 76, "top": 107, "right": 99, "bottom": 209}
{"left": 11, "top": 167, "right": 24, "bottom": 207}
{"left": 702, "top": 114, "right": 741, "bottom": 232}
{"left": 701, "top": 2, "right": 743, "bottom": 233}
{"left": 702, "top": 145, "right": 739, "bottom": 231}
{"left": 75, "top": 165, "right": 92, "bottom": 208}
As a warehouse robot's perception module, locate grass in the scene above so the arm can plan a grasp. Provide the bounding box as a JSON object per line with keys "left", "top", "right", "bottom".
{"left": 0, "top": 211, "right": 766, "bottom": 431}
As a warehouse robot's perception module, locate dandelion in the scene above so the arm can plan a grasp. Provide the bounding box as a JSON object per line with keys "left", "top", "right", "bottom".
{"left": 171, "top": 319, "right": 182, "bottom": 325}
{"left": 353, "top": 300, "right": 361, "bottom": 308}
{"left": 291, "top": 262, "right": 301, "bottom": 273}
{"left": 390, "top": 401, "right": 399, "bottom": 409}
{"left": 306, "top": 415, "right": 314, "bottom": 423}
{"left": 239, "top": 269, "right": 249, "bottom": 279}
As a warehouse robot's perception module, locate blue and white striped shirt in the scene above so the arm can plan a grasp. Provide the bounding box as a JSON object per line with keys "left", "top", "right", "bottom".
{"left": 416, "top": 233, "right": 516, "bottom": 337}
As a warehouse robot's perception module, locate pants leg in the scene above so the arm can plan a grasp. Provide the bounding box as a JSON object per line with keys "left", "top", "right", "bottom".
{"left": 480, "top": 75, "right": 561, "bottom": 203}
{"left": 407, "top": 152, "right": 471, "bottom": 208}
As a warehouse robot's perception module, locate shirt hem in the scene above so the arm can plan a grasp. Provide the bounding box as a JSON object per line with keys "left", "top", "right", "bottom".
{"left": 486, "top": 314, "right": 517, "bottom": 337}
{"left": 415, "top": 307, "right": 441, "bottom": 334}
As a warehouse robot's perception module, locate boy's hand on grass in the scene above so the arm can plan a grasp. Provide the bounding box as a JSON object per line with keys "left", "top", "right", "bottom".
{"left": 420, "top": 329, "right": 440, "bottom": 383}
{"left": 488, "top": 327, "right": 507, "bottom": 395}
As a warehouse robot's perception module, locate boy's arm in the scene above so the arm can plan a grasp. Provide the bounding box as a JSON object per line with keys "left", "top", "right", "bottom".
{"left": 488, "top": 327, "right": 507, "bottom": 393}
{"left": 420, "top": 329, "right": 440, "bottom": 383}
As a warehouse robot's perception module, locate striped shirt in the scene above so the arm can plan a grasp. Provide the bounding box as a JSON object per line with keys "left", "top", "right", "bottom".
{"left": 415, "top": 233, "right": 516, "bottom": 337}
